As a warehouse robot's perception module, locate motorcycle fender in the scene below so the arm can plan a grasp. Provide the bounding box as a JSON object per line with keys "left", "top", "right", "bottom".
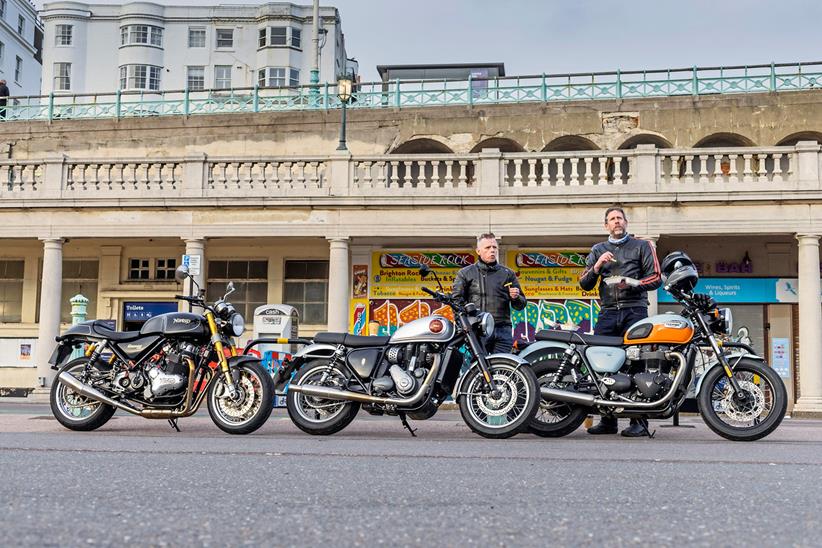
{"left": 517, "top": 340, "right": 571, "bottom": 366}
{"left": 293, "top": 343, "right": 337, "bottom": 360}
{"left": 694, "top": 351, "right": 765, "bottom": 396}
{"left": 452, "top": 353, "right": 529, "bottom": 399}
{"left": 227, "top": 355, "right": 262, "bottom": 368}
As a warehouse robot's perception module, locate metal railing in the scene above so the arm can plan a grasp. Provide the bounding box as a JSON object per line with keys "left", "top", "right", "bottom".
{"left": 2, "top": 61, "right": 821, "bottom": 123}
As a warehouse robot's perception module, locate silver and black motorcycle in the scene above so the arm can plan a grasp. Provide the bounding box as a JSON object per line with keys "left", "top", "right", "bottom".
{"left": 48, "top": 265, "right": 274, "bottom": 435}
{"left": 282, "top": 264, "right": 539, "bottom": 439}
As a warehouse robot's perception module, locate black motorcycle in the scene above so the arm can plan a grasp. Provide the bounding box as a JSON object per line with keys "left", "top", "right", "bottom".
{"left": 281, "top": 265, "right": 539, "bottom": 439}
{"left": 48, "top": 265, "right": 274, "bottom": 434}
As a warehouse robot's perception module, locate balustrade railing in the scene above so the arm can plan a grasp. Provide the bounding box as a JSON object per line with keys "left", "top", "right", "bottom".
{"left": 0, "top": 144, "right": 819, "bottom": 204}
{"left": 3, "top": 61, "right": 821, "bottom": 122}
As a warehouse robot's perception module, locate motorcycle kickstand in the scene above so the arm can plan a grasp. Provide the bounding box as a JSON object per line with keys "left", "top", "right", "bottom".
{"left": 638, "top": 418, "right": 655, "bottom": 439}
{"left": 168, "top": 418, "right": 181, "bottom": 432}
{"left": 398, "top": 412, "right": 417, "bottom": 437}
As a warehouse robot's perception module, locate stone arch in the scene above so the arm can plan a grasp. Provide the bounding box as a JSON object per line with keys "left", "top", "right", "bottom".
{"left": 470, "top": 137, "right": 525, "bottom": 153}
{"left": 693, "top": 132, "right": 755, "bottom": 148}
{"left": 776, "top": 131, "right": 822, "bottom": 146}
{"left": 390, "top": 138, "right": 453, "bottom": 154}
{"left": 541, "top": 135, "right": 600, "bottom": 152}
{"left": 618, "top": 134, "right": 673, "bottom": 150}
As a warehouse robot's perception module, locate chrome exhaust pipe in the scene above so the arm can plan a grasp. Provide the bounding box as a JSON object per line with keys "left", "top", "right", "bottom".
{"left": 540, "top": 352, "right": 689, "bottom": 410}
{"left": 289, "top": 356, "right": 440, "bottom": 406}
{"left": 58, "top": 371, "right": 143, "bottom": 416}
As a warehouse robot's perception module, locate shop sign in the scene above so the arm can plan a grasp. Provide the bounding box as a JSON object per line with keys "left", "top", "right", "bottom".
{"left": 507, "top": 249, "right": 597, "bottom": 300}
{"left": 658, "top": 278, "right": 804, "bottom": 304}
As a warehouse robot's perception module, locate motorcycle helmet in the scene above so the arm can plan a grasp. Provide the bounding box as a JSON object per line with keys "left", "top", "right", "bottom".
{"left": 661, "top": 251, "right": 696, "bottom": 284}
{"left": 664, "top": 264, "right": 699, "bottom": 292}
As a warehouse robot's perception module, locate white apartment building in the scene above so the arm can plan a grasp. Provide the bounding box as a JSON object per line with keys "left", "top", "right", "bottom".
{"left": 39, "top": 1, "right": 348, "bottom": 96}
{"left": 0, "top": 0, "right": 42, "bottom": 97}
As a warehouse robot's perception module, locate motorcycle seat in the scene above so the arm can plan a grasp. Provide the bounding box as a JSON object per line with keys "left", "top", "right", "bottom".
{"left": 534, "top": 329, "right": 624, "bottom": 347}
{"left": 90, "top": 321, "right": 142, "bottom": 342}
{"left": 314, "top": 332, "right": 391, "bottom": 347}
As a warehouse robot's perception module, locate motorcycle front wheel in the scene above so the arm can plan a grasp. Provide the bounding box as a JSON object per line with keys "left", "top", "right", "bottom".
{"left": 528, "top": 360, "right": 588, "bottom": 437}
{"left": 458, "top": 360, "right": 539, "bottom": 439}
{"left": 697, "top": 358, "right": 787, "bottom": 441}
{"left": 207, "top": 361, "right": 274, "bottom": 435}
{"left": 50, "top": 358, "right": 116, "bottom": 431}
{"left": 286, "top": 360, "right": 360, "bottom": 435}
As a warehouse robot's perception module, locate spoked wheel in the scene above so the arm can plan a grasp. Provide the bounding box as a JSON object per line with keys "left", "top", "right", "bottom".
{"left": 50, "top": 358, "right": 116, "bottom": 431}
{"left": 286, "top": 360, "right": 360, "bottom": 436}
{"left": 528, "top": 361, "right": 588, "bottom": 437}
{"left": 458, "top": 360, "right": 539, "bottom": 439}
{"left": 207, "top": 360, "right": 274, "bottom": 435}
{"left": 698, "top": 358, "right": 787, "bottom": 441}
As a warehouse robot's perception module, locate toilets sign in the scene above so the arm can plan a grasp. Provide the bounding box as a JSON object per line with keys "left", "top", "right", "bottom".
{"left": 182, "top": 254, "right": 201, "bottom": 276}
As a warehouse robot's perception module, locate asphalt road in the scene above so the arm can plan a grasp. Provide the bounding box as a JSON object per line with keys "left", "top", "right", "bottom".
{"left": 2, "top": 402, "right": 821, "bottom": 547}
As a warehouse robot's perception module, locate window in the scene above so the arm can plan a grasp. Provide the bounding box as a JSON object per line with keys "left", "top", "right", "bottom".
{"left": 119, "top": 65, "right": 161, "bottom": 91}
{"left": 216, "top": 28, "right": 233, "bottom": 48}
{"left": 207, "top": 260, "right": 268, "bottom": 320}
{"left": 284, "top": 260, "right": 328, "bottom": 324}
{"left": 17, "top": 15, "right": 24, "bottom": 36}
{"left": 186, "top": 66, "right": 204, "bottom": 91}
{"left": 60, "top": 260, "right": 99, "bottom": 324}
{"left": 55, "top": 24, "right": 73, "bottom": 46}
{"left": 188, "top": 27, "right": 206, "bottom": 48}
{"left": 129, "top": 258, "right": 150, "bottom": 280}
{"left": 0, "top": 42, "right": 4, "bottom": 63}
{"left": 259, "top": 26, "right": 301, "bottom": 48}
{"left": 258, "top": 67, "right": 285, "bottom": 88}
{"left": 289, "top": 68, "right": 300, "bottom": 87}
{"left": 128, "top": 258, "right": 177, "bottom": 280}
{"left": 0, "top": 260, "right": 24, "bottom": 323}
{"left": 14, "top": 56, "right": 22, "bottom": 83}
{"left": 214, "top": 65, "right": 232, "bottom": 89}
{"left": 0, "top": 0, "right": 5, "bottom": 19}
{"left": 53, "top": 62, "right": 71, "bottom": 91}
{"left": 155, "top": 258, "right": 177, "bottom": 280}
{"left": 120, "top": 25, "right": 163, "bottom": 47}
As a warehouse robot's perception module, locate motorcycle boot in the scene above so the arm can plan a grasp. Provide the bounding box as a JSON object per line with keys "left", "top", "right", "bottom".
{"left": 587, "top": 415, "right": 618, "bottom": 435}
{"left": 621, "top": 418, "right": 650, "bottom": 437}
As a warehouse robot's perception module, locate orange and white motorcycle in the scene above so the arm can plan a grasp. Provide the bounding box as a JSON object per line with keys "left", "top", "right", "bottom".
{"left": 518, "top": 252, "right": 787, "bottom": 441}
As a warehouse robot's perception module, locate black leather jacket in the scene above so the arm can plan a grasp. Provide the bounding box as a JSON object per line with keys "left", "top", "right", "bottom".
{"left": 579, "top": 236, "right": 662, "bottom": 310}
{"left": 451, "top": 260, "right": 526, "bottom": 326}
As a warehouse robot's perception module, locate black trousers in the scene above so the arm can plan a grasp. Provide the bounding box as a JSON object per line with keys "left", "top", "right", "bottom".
{"left": 594, "top": 306, "right": 648, "bottom": 337}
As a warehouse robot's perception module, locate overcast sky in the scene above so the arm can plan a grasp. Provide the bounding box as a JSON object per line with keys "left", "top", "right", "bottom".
{"left": 36, "top": 0, "right": 822, "bottom": 82}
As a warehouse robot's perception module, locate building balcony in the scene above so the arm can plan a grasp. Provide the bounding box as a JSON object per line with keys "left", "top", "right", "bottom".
{"left": 1, "top": 143, "right": 820, "bottom": 208}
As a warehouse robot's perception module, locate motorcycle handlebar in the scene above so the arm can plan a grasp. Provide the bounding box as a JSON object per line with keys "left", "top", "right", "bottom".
{"left": 421, "top": 287, "right": 439, "bottom": 298}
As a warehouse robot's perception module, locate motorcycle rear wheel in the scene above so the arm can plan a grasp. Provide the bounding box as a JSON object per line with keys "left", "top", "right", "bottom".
{"left": 286, "top": 360, "right": 360, "bottom": 435}
{"left": 458, "top": 360, "right": 539, "bottom": 439}
{"left": 50, "top": 358, "right": 116, "bottom": 431}
{"left": 528, "top": 360, "right": 588, "bottom": 437}
{"left": 697, "top": 358, "right": 787, "bottom": 441}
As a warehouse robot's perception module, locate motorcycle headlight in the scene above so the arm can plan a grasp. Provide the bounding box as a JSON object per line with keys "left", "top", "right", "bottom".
{"left": 720, "top": 308, "right": 733, "bottom": 335}
{"left": 480, "top": 312, "right": 494, "bottom": 337}
{"left": 230, "top": 313, "right": 245, "bottom": 337}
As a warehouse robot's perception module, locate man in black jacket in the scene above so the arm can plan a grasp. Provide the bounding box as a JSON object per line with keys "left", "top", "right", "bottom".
{"left": 579, "top": 206, "right": 662, "bottom": 437}
{"left": 452, "top": 233, "right": 526, "bottom": 353}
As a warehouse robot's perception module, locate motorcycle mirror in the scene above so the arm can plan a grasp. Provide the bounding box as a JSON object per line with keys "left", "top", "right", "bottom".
{"left": 175, "top": 265, "right": 190, "bottom": 282}
{"left": 224, "top": 281, "right": 236, "bottom": 300}
{"left": 419, "top": 264, "right": 431, "bottom": 279}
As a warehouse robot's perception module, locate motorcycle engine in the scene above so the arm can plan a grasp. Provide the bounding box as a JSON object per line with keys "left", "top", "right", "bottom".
{"left": 142, "top": 343, "right": 189, "bottom": 400}
{"left": 624, "top": 346, "right": 677, "bottom": 399}
{"left": 373, "top": 343, "right": 435, "bottom": 396}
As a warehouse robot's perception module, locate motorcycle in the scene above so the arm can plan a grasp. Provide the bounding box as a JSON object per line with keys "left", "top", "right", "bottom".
{"left": 48, "top": 265, "right": 274, "bottom": 435}
{"left": 519, "top": 253, "right": 787, "bottom": 441}
{"left": 281, "top": 264, "right": 540, "bottom": 439}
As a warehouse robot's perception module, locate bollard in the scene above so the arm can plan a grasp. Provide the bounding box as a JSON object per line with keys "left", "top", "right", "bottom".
{"left": 69, "top": 294, "right": 89, "bottom": 359}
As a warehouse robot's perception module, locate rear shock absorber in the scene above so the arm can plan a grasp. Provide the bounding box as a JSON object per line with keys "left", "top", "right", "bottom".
{"left": 552, "top": 344, "right": 577, "bottom": 383}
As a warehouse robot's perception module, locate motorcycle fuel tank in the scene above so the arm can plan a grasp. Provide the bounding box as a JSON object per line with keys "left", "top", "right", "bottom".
{"left": 389, "top": 315, "right": 454, "bottom": 344}
{"left": 140, "top": 312, "right": 209, "bottom": 337}
{"left": 624, "top": 314, "right": 694, "bottom": 345}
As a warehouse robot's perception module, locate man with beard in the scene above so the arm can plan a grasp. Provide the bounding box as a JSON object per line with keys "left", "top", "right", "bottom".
{"left": 579, "top": 206, "right": 662, "bottom": 437}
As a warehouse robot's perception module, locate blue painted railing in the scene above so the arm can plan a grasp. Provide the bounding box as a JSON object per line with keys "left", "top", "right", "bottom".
{"left": 3, "top": 61, "right": 821, "bottom": 122}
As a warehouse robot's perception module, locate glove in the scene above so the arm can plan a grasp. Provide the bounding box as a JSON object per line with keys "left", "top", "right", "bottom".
{"left": 692, "top": 293, "right": 716, "bottom": 310}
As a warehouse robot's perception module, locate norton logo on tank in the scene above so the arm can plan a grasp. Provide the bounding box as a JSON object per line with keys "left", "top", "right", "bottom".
{"left": 348, "top": 249, "right": 599, "bottom": 340}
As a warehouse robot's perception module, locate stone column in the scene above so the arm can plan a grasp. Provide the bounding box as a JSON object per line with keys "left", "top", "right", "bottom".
{"left": 795, "top": 234, "right": 822, "bottom": 414}
{"left": 183, "top": 238, "right": 206, "bottom": 300}
{"left": 327, "top": 237, "right": 350, "bottom": 332}
{"left": 35, "top": 238, "right": 64, "bottom": 390}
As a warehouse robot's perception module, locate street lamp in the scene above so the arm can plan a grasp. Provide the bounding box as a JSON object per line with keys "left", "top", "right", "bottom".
{"left": 336, "top": 74, "right": 353, "bottom": 151}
